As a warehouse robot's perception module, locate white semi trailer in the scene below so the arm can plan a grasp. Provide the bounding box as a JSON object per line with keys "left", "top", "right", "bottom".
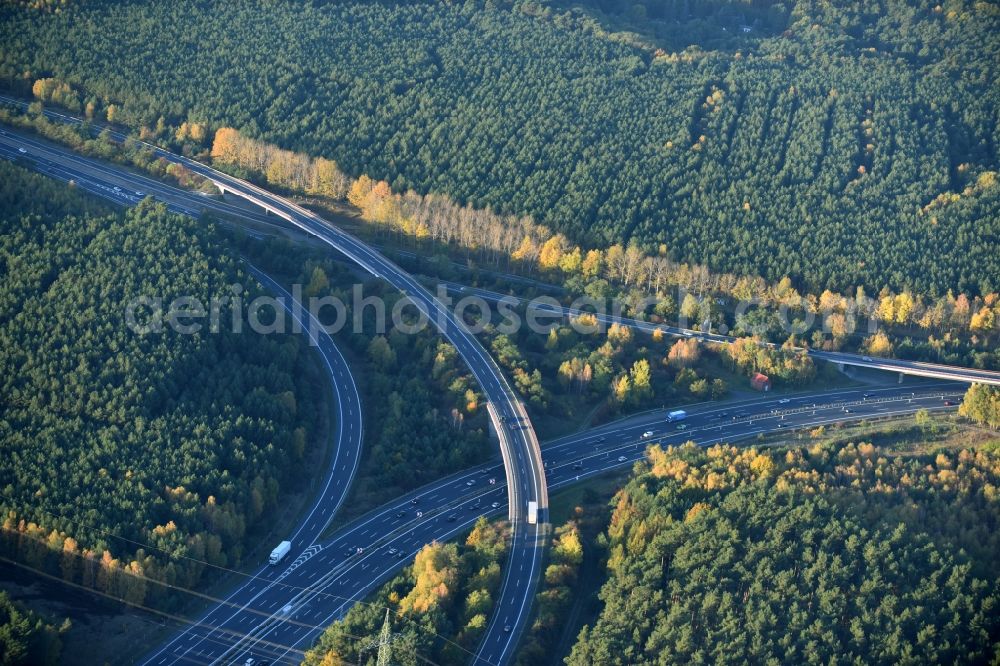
{"left": 269, "top": 540, "right": 292, "bottom": 565}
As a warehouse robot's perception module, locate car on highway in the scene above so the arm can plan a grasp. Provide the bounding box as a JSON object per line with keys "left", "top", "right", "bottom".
{"left": 573, "top": 461, "right": 583, "bottom": 469}
{"left": 396, "top": 511, "right": 406, "bottom": 518}
{"left": 597, "top": 436, "right": 607, "bottom": 443}
{"left": 491, "top": 502, "right": 501, "bottom": 508}
{"left": 17, "top": 147, "right": 26, "bottom": 154}
{"left": 617, "top": 456, "right": 628, "bottom": 462}
{"left": 778, "top": 398, "right": 791, "bottom": 404}
{"left": 863, "top": 393, "right": 872, "bottom": 399}
{"left": 504, "top": 624, "right": 512, "bottom": 633}
{"left": 447, "top": 514, "right": 457, "bottom": 521}
{"left": 489, "top": 477, "right": 496, "bottom": 485}
{"left": 466, "top": 479, "right": 475, "bottom": 486}
{"left": 944, "top": 400, "right": 954, "bottom": 406}
{"left": 676, "top": 423, "right": 687, "bottom": 430}
{"left": 387, "top": 548, "right": 398, "bottom": 555}
{"left": 642, "top": 431, "right": 654, "bottom": 438}
{"left": 411, "top": 498, "right": 419, "bottom": 505}
{"left": 862, "top": 356, "right": 873, "bottom": 362}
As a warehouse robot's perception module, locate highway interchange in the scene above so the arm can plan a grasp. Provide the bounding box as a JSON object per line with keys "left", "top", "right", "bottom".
{"left": 1, "top": 105, "right": 997, "bottom": 665}
{"left": 162, "top": 134, "right": 551, "bottom": 666}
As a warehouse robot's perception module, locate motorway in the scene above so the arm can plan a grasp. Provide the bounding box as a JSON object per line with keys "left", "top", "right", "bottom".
{"left": 0, "top": 110, "right": 992, "bottom": 664}
{"left": 0, "top": 124, "right": 286, "bottom": 229}
{"left": 138, "top": 129, "right": 549, "bottom": 666}
{"left": 145, "top": 383, "right": 962, "bottom": 665}
{"left": 0, "top": 103, "right": 548, "bottom": 664}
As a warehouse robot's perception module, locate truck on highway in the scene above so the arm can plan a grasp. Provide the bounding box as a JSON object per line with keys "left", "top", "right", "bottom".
{"left": 527, "top": 501, "right": 538, "bottom": 525}
{"left": 666, "top": 410, "right": 687, "bottom": 423}
{"left": 269, "top": 540, "right": 292, "bottom": 565}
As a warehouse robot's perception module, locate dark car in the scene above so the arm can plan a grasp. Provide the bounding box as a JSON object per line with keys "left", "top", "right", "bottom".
{"left": 447, "top": 514, "right": 458, "bottom": 522}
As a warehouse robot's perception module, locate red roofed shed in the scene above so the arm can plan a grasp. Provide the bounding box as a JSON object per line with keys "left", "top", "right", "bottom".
{"left": 751, "top": 373, "right": 771, "bottom": 391}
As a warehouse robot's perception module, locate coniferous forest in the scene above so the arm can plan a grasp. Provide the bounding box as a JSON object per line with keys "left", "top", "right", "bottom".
{"left": 567, "top": 441, "right": 1000, "bottom": 664}
{"left": 0, "top": 0, "right": 997, "bottom": 297}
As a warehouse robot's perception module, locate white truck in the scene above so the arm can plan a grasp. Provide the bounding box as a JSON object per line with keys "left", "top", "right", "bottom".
{"left": 527, "top": 501, "right": 538, "bottom": 525}
{"left": 269, "top": 540, "right": 292, "bottom": 565}
{"left": 666, "top": 410, "right": 687, "bottom": 423}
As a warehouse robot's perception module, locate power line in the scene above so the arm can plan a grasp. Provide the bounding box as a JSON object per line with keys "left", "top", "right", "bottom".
{"left": 0, "top": 554, "right": 309, "bottom": 660}
{"left": 0, "top": 536, "right": 467, "bottom": 665}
